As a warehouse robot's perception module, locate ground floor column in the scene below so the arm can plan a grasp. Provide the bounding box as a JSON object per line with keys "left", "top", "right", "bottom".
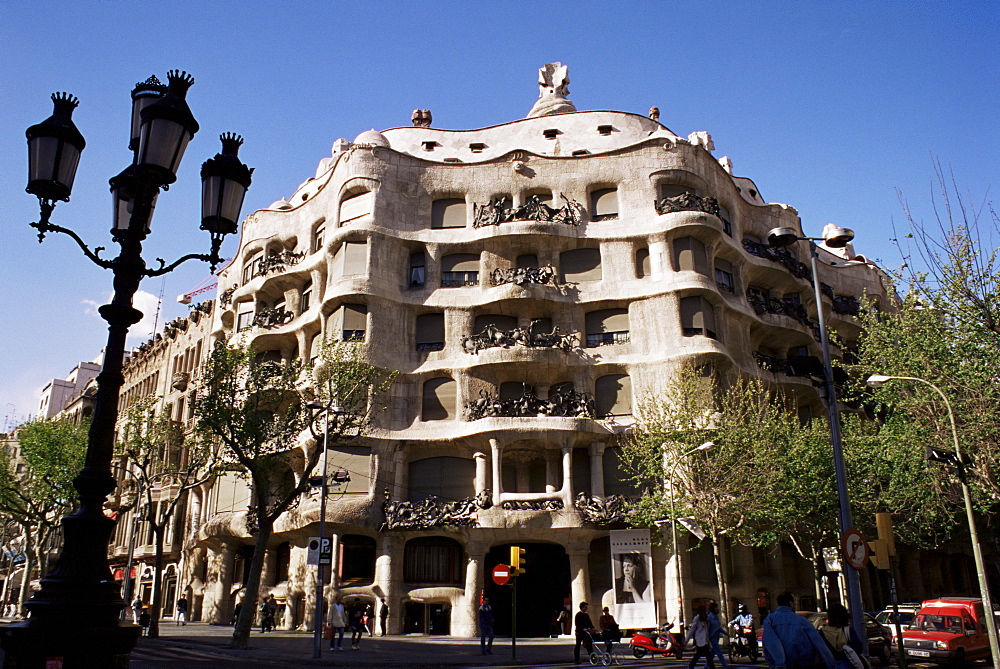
{"left": 202, "top": 541, "right": 235, "bottom": 624}
{"left": 375, "top": 533, "right": 401, "bottom": 634}
{"left": 567, "top": 546, "right": 591, "bottom": 611}
{"left": 455, "top": 541, "right": 488, "bottom": 638}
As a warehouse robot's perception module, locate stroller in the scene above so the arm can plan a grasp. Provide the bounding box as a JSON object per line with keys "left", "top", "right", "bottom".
{"left": 586, "top": 627, "right": 623, "bottom": 666}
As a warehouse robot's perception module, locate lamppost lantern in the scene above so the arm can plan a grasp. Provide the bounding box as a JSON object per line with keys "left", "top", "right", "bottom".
{"left": 26, "top": 92, "right": 86, "bottom": 204}
{"left": 766, "top": 226, "right": 801, "bottom": 248}
{"left": 821, "top": 225, "right": 855, "bottom": 249}
{"left": 135, "top": 70, "right": 199, "bottom": 186}
{"left": 128, "top": 75, "right": 166, "bottom": 153}
{"left": 109, "top": 165, "right": 158, "bottom": 237}
{"left": 201, "top": 133, "right": 254, "bottom": 242}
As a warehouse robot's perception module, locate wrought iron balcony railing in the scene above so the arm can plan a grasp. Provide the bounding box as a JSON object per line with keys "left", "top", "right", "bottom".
{"left": 466, "top": 384, "right": 595, "bottom": 420}
{"left": 462, "top": 320, "right": 578, "bottom": 354}
{"left": 489, "top": 265, "right": 557, "bottom": 287}
{"left": 654, "top": 192, "right": 721, "bottom": 217}
{"left": 585, "top": 331, "right": 630, "bottom": 347}
{"left": 472, "top": 193, "right": 583, "bottom": 228}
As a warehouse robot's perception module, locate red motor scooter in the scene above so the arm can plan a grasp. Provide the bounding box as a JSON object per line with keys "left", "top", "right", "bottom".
{"left": 629, "top": 621, "right": 684, "bottom": 659}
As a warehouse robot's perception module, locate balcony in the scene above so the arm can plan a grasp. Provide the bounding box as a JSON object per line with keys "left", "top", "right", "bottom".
{"left": 472, "top": 194, "right": 583, "bottom": 228}
{"left": 462, "top": 321, "right": 578, "bottom": 354}
{"left": 466, "top": 385, "right": 594, "bottom": 420}
{"left": 654, "top": 192, "right": 721, "bottom": 218}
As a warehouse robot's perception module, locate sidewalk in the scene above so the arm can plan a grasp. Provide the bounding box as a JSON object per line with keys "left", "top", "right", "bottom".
{"left": 0, "top": 618, "right": 591, "bottom": 667}
{"left": 135, "top": 623, "right": 582, "bottom": 667}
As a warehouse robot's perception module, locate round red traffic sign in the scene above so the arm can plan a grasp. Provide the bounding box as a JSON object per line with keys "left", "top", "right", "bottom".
{"left": 492, "top": 564, "right": 511, "bottom": 586}
{"left": 841, "top": 528, "right": 870, "bottom": 570}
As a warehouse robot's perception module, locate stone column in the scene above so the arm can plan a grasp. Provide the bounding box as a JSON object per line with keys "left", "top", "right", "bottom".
{"left": 203, "top": 542, "right": 235, "bottom": 624}
{"left": 329, "top": 533, "right": 342, "bottom": 589}
{"left": 392, "top": 443, "right": 407, "bottom": 501}
{"left": 545, "top": 450, "right": 559, "bottom": 493}
{"left": 302, "top": 549, "right": 320, "bottom": 631}
{"left": 490, "top": 438, "right": 503, "bottom": 506}
{"left": 474, "top": 451, "right": 489, "bottom": 496}
{"left": 456, "top": 542, "right": 488, "bottom": 637}
{"left": 567, "top": 547, "right": 592, "bottom": 610}
{"left": 589, "top": 441, "right": 606, "bottom": 498}
{"left": 375, "top": 534, "right": 401, "bottom": 634}
{"left": 560, "top": 442, "right": 574, "bottom": 507}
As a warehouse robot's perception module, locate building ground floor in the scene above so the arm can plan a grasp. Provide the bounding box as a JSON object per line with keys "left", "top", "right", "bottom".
{"left": 159, "top": 519, "right": 995, "bottom": 638}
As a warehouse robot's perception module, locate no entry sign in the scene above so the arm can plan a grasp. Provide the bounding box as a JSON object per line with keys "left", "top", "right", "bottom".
{"left": 492, "top": 564, "right": 511, "bottom": 586}
{"left": 841, "top": 528, "right": 870, "bottom": 570}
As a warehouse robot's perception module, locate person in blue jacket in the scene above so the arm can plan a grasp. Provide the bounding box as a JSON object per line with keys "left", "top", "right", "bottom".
{"left": 762, "top": 592, "right": 835, "bottom": 669}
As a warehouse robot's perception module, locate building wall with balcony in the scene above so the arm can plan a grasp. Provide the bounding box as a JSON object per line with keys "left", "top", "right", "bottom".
{"left": 179, "top": 73, "right": 893, "bottom": 635}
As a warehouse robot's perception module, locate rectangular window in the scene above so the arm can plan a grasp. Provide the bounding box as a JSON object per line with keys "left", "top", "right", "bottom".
{"left": 339, "top": 192, "right": 373, "bottom": 225}
{"left": 409, "top": 252, "right": 426, "bottom": 288}
{"left": 440, "top": 254, "right": 479, "bottom": 287}
{"left": 590, "top": 188, "right": 618, "bottom": 221}
{"left": 715, "top": 259, "right": 735, "bottom": 293}
{"left": 680, "top": 296, "right": 718, "bottom": 339}
{"left": 342, "top": 304, "right": 367, "bottom": 341}
{"left": 415, "top": 313, "right": 445, "bottom": 351}
{"left": 340, "top": 241, "right": 367, "bottom": 276}
{"left": 236, "top": 305, "right": 254, "bottom": 331}
{"left": 312, "top": 225, "right": 325, "bottom": 253}
{"left": 431, "top": 199, "right": 466, "bottom": 229}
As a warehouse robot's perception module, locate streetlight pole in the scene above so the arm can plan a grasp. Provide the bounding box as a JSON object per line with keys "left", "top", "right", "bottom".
{"left": 306, "top": 403, "right": 344, "bottom": 659}
{"left": 1, "top": 72, "right": 251, "bottom": 666}
{"left": 866, "top": 374, "right": 1000, "bottom": 668}
{"left": 767, "top": 225, "right": 867, "bottom": 655}
{"left": 665, "top": 441, "right": 714, "bottom": 632}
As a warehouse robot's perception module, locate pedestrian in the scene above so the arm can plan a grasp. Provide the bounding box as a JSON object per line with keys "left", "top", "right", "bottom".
{"left": 762, "top": 592, "right": 835, "bottom": 669}
{"left": 708, "top": 601, "right": 730, "bottom": 669}
{"left": 232, "top": 600, "right": 242, "bottom": 627}
{"left": 817, "top": 603, "right": 866, "bottom": 669}
{"left": 379, "top": 598, "right": 389, "bottom": 636}
{"left": 479, "top": 596, "right": 494, "bottom": 655}
{"left": 175, "top": 596, "right": 188, "bottom": 626}
{"left": 327, "top": 595, "right": 347, "bottom": 651}
{"left": 598, "top": 606, "right": 620, "bottom": 654}
{"left": 138, "top": 605, "right": 151, "bottom": 637}
{"left": 364, "top": 602, "right": 374, "bottom": 636}
{"left": 349, "top": 597, "right": 365, "bottom": 650}
{"left": 574, "top": 601, "right": 597, "bottom": 664}
{"left": 554, "top": 606, "right": 570, "bottom": 637}
{"left": 131, "top": 595, "right": 143, "bottom": 623}
{"left": 686, "top": 607, "right": 716, "bottom": 669}
{"left": 259, "top": 595, "right": 276, "bottom": 633}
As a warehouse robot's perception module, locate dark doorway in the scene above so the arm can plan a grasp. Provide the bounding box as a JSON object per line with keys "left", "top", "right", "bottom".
{"left": 485, "top": 543, "right": 570, "bottom": 638}
{"left": 402, "top": 601, "right": 451, "bottom": 635}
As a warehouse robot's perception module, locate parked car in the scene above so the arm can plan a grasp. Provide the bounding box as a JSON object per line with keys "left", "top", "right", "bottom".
{"left": 894, "top": 597, "right": 994, "bottom": 665}
{"left": 758, "top": 611, "right": 892, "bottom": 664}
{"left": 875, "top": 603, "right": 921, "bottom": 629}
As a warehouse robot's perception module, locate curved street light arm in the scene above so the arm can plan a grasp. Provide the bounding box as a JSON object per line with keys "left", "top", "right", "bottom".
{"left": 29, "top": 218, "right": 115, "bottom": 270}
{"left": 144, "top": 252, "right": 223, "bottom": 278}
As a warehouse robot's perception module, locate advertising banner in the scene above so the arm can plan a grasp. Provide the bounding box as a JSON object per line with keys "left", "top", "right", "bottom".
{"left": 610, "top": 529, "right": 656, "bottom": 629}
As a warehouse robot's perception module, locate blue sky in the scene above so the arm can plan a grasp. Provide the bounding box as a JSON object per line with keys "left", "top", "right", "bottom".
{"left": 1, "top": 1, "right": 997, "bottom": 427}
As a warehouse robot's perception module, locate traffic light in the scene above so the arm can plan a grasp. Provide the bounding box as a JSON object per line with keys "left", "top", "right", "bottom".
{"left": 510, "top": 545, "right": 526, "bottom": 577}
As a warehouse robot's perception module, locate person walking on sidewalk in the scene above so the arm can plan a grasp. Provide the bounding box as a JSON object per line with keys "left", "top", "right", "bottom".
{"left": 687, "top": 607, "right": 716, "bottom": 669}
{"left": 574, "top": 601, "right": 597, "bottom": 663}
{"left": 259, "top": 595, "right": 276, "bottom": 633}
{"left": 175, "top": 596, "right": 188, "bottom": 626}
{"left": 327, "top": 595, "right": 347, "bottom": 651}
{"left": 132, "top": 596, "right": 143, "bottom": 623}
{"left": 379, "top": 598, "right": 389, "bottom": 636}
{"left": 708, "top": 601, "right": 729, "bottom": 669}
{"left": 479, "top": 596, "right": 495, "bottom": 655}
{"left": 762, "top": 592, "right": 834, "bottom": 669}
{"left": 349, "top": 598, "right": 365, "bottom": 650}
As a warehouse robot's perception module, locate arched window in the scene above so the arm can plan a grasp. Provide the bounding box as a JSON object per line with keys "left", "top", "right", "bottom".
{"left": 585, "top": 309, "right": 629, "bottom": 347}
{"left": 339, "top": 191, "right": 373, "bottom": 225}
{"left": 431, "top": 198, "right": 466, "bottom": 229}
{"left": 404, "top": 537, "right": 463, "bottom": 584}
{"left": 590, "top": 188, "right": 618, "bottom": 221}
{"left": 422, "top": 378, "right": 456, "bottom": 420}
{"left": 673, "top": 236, "right": 709, "bottom": 275}
{"left": 560, "top": 248, "right": 602, "bottom": 283}
{"left": 339, "top": 535, "right": 376, "bottom": 583}
{"left": 441, "top": 254, "right": 479, "bottom": 287}
{"left": 408, "top": 457, "right": 476, "bottom": 502}
{"left": 595, "top": 374, "right": 632, "bottom": 417}
{"left": 680, "top": 296, "right": 718, "bottom": 339}
{"left": 415, "top": 313, "right": 445, "bottom": 352}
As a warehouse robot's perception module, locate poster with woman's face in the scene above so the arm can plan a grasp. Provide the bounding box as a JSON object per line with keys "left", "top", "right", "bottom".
{"left": 610, "top": 530, "right": 656, "bottom": 628}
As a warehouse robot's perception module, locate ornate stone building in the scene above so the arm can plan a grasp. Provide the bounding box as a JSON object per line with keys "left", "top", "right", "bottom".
{"left": 167, "top": 63, "right": 894, "bottom": 637}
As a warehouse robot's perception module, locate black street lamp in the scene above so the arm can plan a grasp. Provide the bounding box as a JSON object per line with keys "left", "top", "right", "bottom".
{"left": 0, "top": 71, "right": 252, "bottom": 666}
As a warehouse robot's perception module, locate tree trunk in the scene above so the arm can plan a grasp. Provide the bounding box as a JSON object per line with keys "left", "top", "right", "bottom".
{"left": 810, "top": 545, "right": 825, "bottom": 610}
{"left": 16, "top": 524, "right": 34, "bottom": 618}
{"left": 712, "top": 535, "right": 730, "bottom": 624}
{"left": 149, "top": 521, "right": 165, "bottom": 638}
{"left": 230, "top": 514, "right": 273, "bottom": 649}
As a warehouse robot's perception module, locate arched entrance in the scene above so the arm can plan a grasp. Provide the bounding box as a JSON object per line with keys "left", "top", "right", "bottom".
{"left": 485, "top": 543, "right": 570, "bottom": 638}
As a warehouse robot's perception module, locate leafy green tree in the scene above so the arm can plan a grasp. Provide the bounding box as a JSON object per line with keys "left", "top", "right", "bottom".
{"left": 115, "top": 397, "right": 216, "bottom": 637}
{"left": 621, "top": 366, "right": 791, "bottom": 622}
{"left": 195, "top": 340, "right": 395, "bottom": 650}
{"left": 0, "top": 418, "right": 86, "bottom": 615}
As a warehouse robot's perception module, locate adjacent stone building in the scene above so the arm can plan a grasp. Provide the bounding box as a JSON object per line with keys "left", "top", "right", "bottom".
{"left": 168, "top": 64, "right": 896, "bottom": 636}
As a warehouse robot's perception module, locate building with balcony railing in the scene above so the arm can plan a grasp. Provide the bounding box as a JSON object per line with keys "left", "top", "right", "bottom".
{"left": 162, "top": 64, "right": 898, "bottom": 636}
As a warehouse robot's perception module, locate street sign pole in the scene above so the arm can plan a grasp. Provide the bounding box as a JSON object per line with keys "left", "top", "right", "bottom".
{"left": 511, "top": 573, "right": 517, "bottom": 661}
